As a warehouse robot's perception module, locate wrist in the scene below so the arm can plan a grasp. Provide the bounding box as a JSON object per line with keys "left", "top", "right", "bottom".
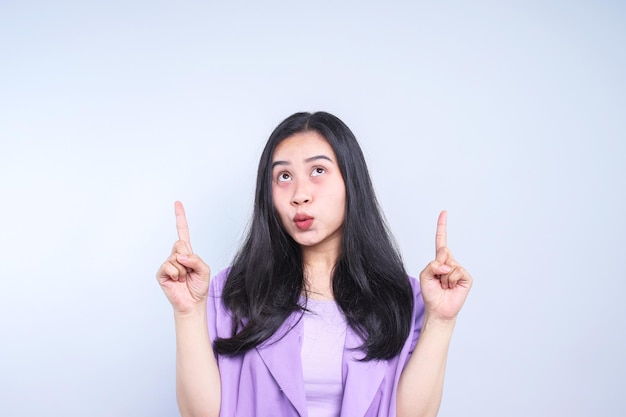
{"left": 174, "top": 302, "right": 208, "bottom": 321}
{"left": 422, "top": 313, "right": 457, "bottom": 330}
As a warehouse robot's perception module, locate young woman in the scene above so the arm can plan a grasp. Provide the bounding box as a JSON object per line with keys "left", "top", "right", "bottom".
{"left": 157, "top": 111, "right": 472, "bottom": 417}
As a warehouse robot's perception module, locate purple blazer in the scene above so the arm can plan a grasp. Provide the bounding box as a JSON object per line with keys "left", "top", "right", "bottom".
{"left": 206, "top": 269, "right": 425, "bottom": 417}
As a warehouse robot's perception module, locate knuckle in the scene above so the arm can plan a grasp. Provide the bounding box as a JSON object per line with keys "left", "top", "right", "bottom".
{"left": 423, "top": 261, "right": 438, "bottom": 274}
{"left": 171, "top": 240, "right": 190, "bottom": 253}
{"left": 165, "top": 266, "right": 178, "bottom": 280}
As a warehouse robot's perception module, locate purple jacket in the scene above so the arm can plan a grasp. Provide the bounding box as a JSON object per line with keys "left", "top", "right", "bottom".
{"left": 206, "top": 269, "right": 425, "bottom": 417}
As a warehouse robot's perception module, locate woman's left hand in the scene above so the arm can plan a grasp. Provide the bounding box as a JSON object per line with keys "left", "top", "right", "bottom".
{"left": 419, "top": 211, "right": 473, "bottom": 321}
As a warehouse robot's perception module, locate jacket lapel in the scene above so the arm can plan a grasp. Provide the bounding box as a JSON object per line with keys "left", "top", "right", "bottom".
{"left": 254, "top": 311, "right": 389, "bottom": 417}
{"left": 255, "top": 312, "right": 308, "bottom": 417}
{"left": 340, "top": 326, "right": 388, "bottom": 417}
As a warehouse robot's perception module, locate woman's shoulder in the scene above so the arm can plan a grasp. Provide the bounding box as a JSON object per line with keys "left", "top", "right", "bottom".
{"left": 209, "top": 266, "right": 232, "bottom": 297}
{"left": 407, "top": 274, "right": 421, "bottom": 294}
{"left": 406, "top": 274, "right": 425, "bottom": 314}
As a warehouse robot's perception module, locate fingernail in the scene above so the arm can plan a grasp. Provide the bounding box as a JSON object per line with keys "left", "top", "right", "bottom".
{"left": 178, "top": 254, "right": 188, "bottom": 262}
{"left": 440, "top": 265, "right": 451, "bottom": 273}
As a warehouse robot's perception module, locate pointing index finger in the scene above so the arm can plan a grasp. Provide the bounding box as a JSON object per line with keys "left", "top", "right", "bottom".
{"left": 435, "top": 210, "right": 447, "bottom": 251}
{"left": 174, "top": 201, "right": 192, "bottom": 249}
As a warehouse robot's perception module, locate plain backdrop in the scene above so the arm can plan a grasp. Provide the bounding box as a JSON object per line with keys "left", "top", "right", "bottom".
{"left": 1, "top": 1, "right": 624, "bottom": 416}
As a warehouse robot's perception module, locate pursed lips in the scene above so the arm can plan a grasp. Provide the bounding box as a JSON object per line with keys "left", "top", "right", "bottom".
{"left": 293, "top": 213, "right": 314, "bottom": 230}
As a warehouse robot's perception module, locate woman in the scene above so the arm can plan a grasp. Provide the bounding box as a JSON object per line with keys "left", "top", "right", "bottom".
{"left": 157, "top": 111, "right": 472, "bottom": 417}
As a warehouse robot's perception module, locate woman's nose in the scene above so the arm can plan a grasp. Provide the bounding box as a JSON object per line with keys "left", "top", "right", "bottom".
{"left": 291, "top": 182, "right": 311, "bottom": 205}
{"left": 292, "top": 196, "right": 310, "bottom": 205}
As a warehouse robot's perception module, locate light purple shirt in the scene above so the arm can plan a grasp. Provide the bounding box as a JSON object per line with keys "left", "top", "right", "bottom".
{"left": 301, "top": 298, "right": 347, "bottom": 417}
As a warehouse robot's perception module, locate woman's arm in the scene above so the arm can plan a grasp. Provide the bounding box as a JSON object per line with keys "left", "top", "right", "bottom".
{"left": 397, "top": 211, "right": 472, "bottom": 417}
{"left": 174, "top": 304, "right": 221, "bottom": 417}
{"left": 396, "top": 315, "right": 455, "bottom": 417}
{"left": 157, "top": 202, "right": 222, "bottom": 417}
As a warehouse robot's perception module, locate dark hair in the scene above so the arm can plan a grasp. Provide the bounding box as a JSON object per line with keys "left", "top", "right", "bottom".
{"left": 213, "top": 111, "right": 414, "bottom": 360}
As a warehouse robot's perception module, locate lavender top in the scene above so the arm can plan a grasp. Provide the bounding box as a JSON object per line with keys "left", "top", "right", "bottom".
{"left": 301, "top": 298, "right": 347, "bottom": 417}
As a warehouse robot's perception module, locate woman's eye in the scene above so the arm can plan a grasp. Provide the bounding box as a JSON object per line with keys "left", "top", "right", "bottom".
{"left": 311, "top": 167, "right": 326, "bottom": 177}
{"left": 278, "top": 172, "right": 292, "bottom": 182}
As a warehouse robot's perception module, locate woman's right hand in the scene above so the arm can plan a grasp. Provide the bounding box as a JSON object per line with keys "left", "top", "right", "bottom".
{"left": 157, "top": 201, "right": 211, "bottom": 314}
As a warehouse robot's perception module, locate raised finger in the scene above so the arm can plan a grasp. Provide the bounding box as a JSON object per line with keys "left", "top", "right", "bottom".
{"left": 435, "top": 210, "right": 447, "bottom": 251}
{"left": 175, "top": 201, "right": 192, "bottom": 249}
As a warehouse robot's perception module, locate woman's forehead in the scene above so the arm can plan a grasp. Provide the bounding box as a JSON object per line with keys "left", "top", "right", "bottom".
{"left": 272, "top": 131, "right": 336, "bottom": 163}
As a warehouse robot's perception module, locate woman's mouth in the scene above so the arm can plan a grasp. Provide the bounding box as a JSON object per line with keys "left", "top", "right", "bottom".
{"left": 293, "top": 214, "right": 314, "bottom": 231}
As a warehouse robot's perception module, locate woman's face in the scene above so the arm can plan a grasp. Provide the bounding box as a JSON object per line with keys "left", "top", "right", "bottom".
{"left": 271, "top": 131, "right": 346, "bottom": 256}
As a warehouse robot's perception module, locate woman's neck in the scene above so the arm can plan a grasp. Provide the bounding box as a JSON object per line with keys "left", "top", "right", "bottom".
{"left": 302, "top": 247, "right": 338, "bottom": 300}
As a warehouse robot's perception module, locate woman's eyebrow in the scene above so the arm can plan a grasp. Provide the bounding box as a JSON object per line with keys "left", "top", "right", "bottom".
{"left": 271, "top": 155, "right": 333, "bottom": 169}
{"left": 271, "top": 160, "right": 290, "bottom": 169}
{"left": 305, "top": 155, "right": 333, "bottom": 164}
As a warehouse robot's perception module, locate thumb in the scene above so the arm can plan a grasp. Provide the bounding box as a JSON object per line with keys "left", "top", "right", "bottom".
{"left": 421, "top": 259, "right": 452, "bottom": 280}
{"left": 176, "top": 253, "right": 210, "bottom": 276}
{"left": 430, "top": 261, "right": 451, "bottom": 277}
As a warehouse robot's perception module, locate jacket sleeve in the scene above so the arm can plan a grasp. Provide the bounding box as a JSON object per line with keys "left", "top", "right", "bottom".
{"left": 206, "top": 267, "right": 231, "bottom": 359}
{"left": 407, "top": 275, "right": 426, "bottom": 357}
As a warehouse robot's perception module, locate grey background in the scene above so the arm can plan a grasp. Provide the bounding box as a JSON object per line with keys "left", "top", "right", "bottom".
{"left": 1, "top": 1, "right": 624, "bottom": 416}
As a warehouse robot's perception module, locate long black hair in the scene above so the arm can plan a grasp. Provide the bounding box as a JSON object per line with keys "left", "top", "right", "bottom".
{"left": 213, "top": 111, "right": 414, "bottom": 360}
